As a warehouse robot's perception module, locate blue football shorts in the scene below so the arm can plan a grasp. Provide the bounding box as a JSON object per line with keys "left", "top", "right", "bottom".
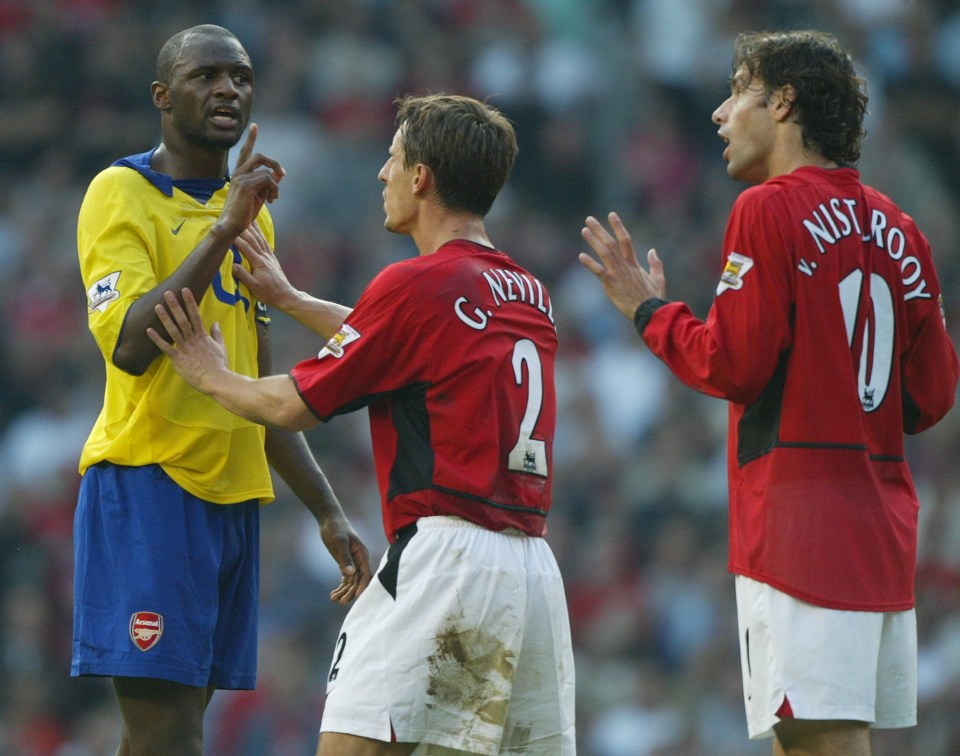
{"left": 71, "top": 462, "right": 260, "bottom": 689}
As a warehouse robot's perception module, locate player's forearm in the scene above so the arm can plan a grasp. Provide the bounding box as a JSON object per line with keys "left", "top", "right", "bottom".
{"left": 265, "top": 428, "right": 344, "bottom": 522}
{"left": 114, "top": 231, "right": 242, "bottom": 375}
{"left": 203, "top": 371, "right": 317, "bottom": 432}
{"left": 276, "top": 290, "right": 353, "bottom": 340}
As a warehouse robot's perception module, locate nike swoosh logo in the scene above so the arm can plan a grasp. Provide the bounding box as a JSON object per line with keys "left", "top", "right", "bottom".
{"left": 171, "top": 219, "right": 186, "bottom": 235}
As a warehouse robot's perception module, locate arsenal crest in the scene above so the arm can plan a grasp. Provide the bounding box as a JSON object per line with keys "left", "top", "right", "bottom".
{"left": 129, "top": 611, "right": 164, "bottom": 652}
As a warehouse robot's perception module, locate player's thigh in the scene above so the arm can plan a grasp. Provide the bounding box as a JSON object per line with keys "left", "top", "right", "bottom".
{"left": 317, "top": 734, "right": 489, "bottom": 756}
{"left": 773, "top": 718, "right": 871, "bottom": 756}
{"left": 113, "top": 677, "right": 211, "bottom": 755}
{"left": 317, "top": 732, "right": 417, "bottom": 756}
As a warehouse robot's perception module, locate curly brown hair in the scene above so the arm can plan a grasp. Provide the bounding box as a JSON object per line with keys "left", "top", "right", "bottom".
{"left": 732, "top": 30, "right": 868, "bottom": 166}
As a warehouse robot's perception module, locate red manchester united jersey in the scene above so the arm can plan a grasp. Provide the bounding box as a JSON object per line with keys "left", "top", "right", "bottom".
{"left": 639, "top": 167, "right": 958, "bottom": 610}
{"left": 290, "top": 240, "right": 557, "bottom": 542}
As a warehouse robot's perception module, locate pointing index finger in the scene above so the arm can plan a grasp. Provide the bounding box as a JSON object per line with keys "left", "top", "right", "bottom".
{"left": 234, "top": 123, "right": 258, "bottom": 171}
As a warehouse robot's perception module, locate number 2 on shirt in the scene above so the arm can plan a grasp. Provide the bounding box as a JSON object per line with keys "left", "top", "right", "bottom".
{"left": 507, "top": 339, "right": 549, "bottom": 477}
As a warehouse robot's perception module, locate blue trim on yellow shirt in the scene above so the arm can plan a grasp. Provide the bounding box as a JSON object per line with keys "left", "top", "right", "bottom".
{"left": 112, "top": 148, "right": 228, "bottom": 205}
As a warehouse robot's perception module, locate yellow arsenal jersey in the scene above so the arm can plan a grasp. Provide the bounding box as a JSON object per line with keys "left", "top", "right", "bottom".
{"left": 78, "top": 149, "right": 275, "bottom": 504}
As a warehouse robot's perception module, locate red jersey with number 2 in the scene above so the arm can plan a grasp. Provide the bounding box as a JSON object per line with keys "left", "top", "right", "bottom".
{"left": 640, "top": 167, "right": 958, "bottom": 611}
{"left": 290, "top": 240, "right": 556, "bottom": 542}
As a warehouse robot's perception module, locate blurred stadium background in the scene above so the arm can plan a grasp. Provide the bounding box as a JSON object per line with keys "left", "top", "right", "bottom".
{"left": 1, "top": 0, "right": 958, "bottom": 753}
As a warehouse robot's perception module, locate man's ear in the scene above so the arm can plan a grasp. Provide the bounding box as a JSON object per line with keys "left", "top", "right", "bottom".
{"left": 412, "top": 163, "right": 433, "bottom": 196}
{"left": 773, "top": 85, "right": 797, "bottom": 122}
{"left": 152, "top": 81, "right": 170, "bottom": 112}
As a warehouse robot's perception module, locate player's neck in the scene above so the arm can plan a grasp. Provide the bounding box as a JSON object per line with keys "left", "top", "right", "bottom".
{"left": 152, "top": 142, "right": 230, "bottom": 181}
{"left": 412, "top": 213, "right": 492, "bottom": 256}
{"left": 765, "top": 131, "right": 838, "bottom": 182}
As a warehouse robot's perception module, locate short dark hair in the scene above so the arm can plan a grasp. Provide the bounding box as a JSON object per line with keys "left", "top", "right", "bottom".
{"left": 395, "top": 94, "right": 518, "bottom": 217}
{"left": 732, "top": 30, "right": 868, "bottom": 166}
{"left": 156, "top": 24, "right": 240, "bottom": 85}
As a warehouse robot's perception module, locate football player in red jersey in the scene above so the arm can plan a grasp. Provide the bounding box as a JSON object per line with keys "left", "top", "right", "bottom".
{"left": 580, "top": 30, "right": 958, "bottom": 756}
{"left": 148, "top": 94, "right": 575, "bottom": 755}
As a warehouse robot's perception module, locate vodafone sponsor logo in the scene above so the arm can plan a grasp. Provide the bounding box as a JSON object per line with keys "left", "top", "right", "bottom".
{"left": 129, "top": 611, "right": 164, "bottom": 652}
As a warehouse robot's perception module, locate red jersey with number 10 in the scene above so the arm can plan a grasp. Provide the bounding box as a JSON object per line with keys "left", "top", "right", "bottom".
{"left": 290, "top": 240, "right": 556, "bottom": 543}
{"left": 639, "top": 167, "right": 958, "bottom": 611}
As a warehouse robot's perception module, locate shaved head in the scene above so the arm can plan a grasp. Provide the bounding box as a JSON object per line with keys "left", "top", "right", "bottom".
{"left": 156, "top": 24, "right": 241, "bottom": 85}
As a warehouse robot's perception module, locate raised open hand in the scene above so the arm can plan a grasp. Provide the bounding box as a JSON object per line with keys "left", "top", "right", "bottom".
{"left": 579, "top": 211, "right": 666, "bottom": 320}
{"left": 232, "top": 222, "right": 297, "bottom": 308}
{"left": 146, "top": 288, "right": 228, "bottom": 393}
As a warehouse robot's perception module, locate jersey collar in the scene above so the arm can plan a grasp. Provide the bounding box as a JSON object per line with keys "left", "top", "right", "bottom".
{"left": 113, "top": 148, "right": 228, "bottom": 204}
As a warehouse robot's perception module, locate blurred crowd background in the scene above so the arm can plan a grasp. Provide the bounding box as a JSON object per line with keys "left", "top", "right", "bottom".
{"left": 1, "top": 0, "right": 959, "bottom": 754}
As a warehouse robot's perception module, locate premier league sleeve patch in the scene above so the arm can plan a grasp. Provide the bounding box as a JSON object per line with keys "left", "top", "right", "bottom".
{"left": 87, "top": 271, "right": 121, "bottom": 313}
{"left": 716, "top": 252, "right": 754, "bottom": 295}
{"left": 318, "top": 323, "right": 361, "bottom": 359}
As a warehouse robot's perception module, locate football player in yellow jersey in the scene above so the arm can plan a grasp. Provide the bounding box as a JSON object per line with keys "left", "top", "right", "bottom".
{"left": 72, "top": 24, "right": 371, "bottom": 756}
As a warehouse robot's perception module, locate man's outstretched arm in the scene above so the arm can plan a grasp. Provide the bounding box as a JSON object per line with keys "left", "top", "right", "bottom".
{"left": 233, "top": 224, "right": 353, "bottom": 340}
{"left": 147, "top": 288, "right": 316, "bottom": 431}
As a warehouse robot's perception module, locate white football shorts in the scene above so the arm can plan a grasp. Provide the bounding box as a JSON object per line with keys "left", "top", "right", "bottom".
{"left": 735, "top": 575, "right": 917, "bottom": 740}
{"left": 319, "top": 516, "right": 576, "bottom": 755}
